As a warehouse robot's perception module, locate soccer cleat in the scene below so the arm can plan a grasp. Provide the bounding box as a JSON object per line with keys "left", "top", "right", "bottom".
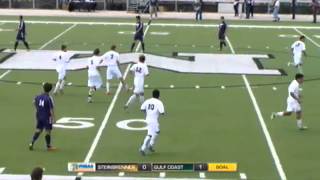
{"left": 270, "top": 112, "right": 276, "bottom": 120}
{"left": 29, "top": 143, "right": 34, "bottom": 151}
{"left": 47, "top": 146, "right": 57, "bottom": 151}
{"left": 87, "top": 98, "right": 92, "bottom": 103}
{"left": 148, "top": 146, "right": 155, "bottom": 153}
{"left": 139, "top": 149, "right": 146, "bottom": 156}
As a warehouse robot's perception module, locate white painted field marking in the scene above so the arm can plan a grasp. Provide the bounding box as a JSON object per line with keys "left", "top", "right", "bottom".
{"left": 278, "top": 34, "right": 299, "bottom": 38}
{"left": 159, "top": 172, "right": 166, "bottom": 178}
{"left": 0, "top": 167, "right": 5, "bottom": 174}
{"left": 0, "top": 70, "right": 11, "bottom": 79}
{"left": 314, "top": 35, "right": 320, "bottom": 39}
{"left": 226, "top": 36, "right": 287, "bottom": 180}
{"left": 294, "top": 28, "right": 320, "bottom": 48}
{"left": 39, "top": 24, "right": 77, "bottom": 50}
{"left": 0, "top": 28, "right": 14, "bottom": 32}
{"left": 150, "top": 32, "right": 170, "bottom": 35}
{"left": 118, "top": 31, "right": 135, "bottom": 35}
{"left": 116, "top": 119, "right": 147, "bottom": 131}
{"left": 239, "top": 172, "right": 247, "bottom": 180}
{"left": 199, "top": 172, "right": 206, "bottom": 178}
{"left": 2, "top": 20, "right": 320, "bottom": 29}
{"left": 53, "top": 117, "right": 95, "bottom": 129}
{"left": 0, "top": 24, "right": 77, "bottom": 85}
{"left": 77, "top": 20, "right": 152, "bottom": 177}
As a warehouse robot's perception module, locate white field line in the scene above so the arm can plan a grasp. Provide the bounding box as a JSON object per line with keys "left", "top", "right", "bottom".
{"left": 225, "top": 36, "right": 287, "bottom": 180}
{"left": 77, "top": 22, "right": 151, "bottom": 177}
{"left": 0, "top": 24, "right": 77, "bottom": 81}
{"left": 1, "top": 20, "right": 320, "bottom": 29}
{"left": 39, "top": 23, "right": 77, "bottom": 50}
{"left": 0, "top": 167, "right": 5, "bottom": 174}
{"left": 294, "top": 28, "right": 320, "bottom": 47}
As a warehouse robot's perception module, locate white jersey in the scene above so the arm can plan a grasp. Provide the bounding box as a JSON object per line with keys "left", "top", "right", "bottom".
{"left": 102, "top": 50, "right": 120, "bottom": 67}
{"left": 54, "top": 51, "right": 70, "bottom": 72}
{"left": 130, "top": 62, "right": 149, "bottom": 80}
{"left": 291, "top": 40, "right": 305, "bottom": 57}
{"left": 287, "top": 80, "right": 300, "bottom": 103}
{"left": 141, "top": 98, "right": 165, "bottom": 124}
{"left": 87, "top": 55, "right": 101, "bottom": 77}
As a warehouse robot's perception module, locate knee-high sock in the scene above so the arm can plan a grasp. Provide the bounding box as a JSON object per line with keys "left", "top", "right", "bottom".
{"left": 14, "top": 41, "right": 19, "bottom": 51}
{"left": 220, "top": 42, "right": 223, "bottom": 50}
{"left": 141, "top": 42, "right": 145, "bottom": 52}
{"left": 141, "top": 135, "right": 151, "bottom": 151}
{"left": 149, "top": 134, "right": 158, "bottom": 147}
{"left": 297, "top": 119, "right": 303, "bottom": 128}
{"left": 297, "top": 65, "right": 303, "bottom": 74}
{"left": 45, "top": 134, "right": 51, "bottom": 148}
{"left": 59, "top": 80, "right": 65, "bottom": 90}
{"left": 276, "top": 112, "right": 284, "bottom": 117}
{"left": 54, "top": 81, "right": 61, "bottom": 93}
{"left": 31, "top": 132, "right": 41, "bottom": 145}
{"left": 23, "top": 41, "right": 30, "bottom": 50}
{"left": 106, "top": 81, "right": 110, "bottom": 93}
{"left": 126, "top": 94, "right": 137, "bottom": 106}
{"left": 130, "top": 43, "right": 135, "bottom": 52}
{"left": 139, "top": 95, "right": 145, "bottom": 103}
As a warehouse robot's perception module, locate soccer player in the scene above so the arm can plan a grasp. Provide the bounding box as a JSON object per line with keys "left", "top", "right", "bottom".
{"left": 125, "top": 55, "right": 149, "bottom": 108}
{"left": 87, "top": 48, "right": 103, "bottom": 103}
{"left": 102, "top": 45, "right": 128, "bottom": 95}
{"left": 271, "top": 73, "right": 307, "bottom": 130}
{"left": 14, "top": 15, "right": 30, "bottom": 51}
{"left": 139, "top": 89, "right": 165, "bottom": 156}
{"left": 52, "top": 45, "right": 70, "bottom": 95}
{"left": 29, "top": 83, "right": 56, "bottom": 151}
{"left": 288, "top": 36, "right": 307, "bottom": 74}
{"left": 130, "top": 16, "right": 145, "bottom": 53}
{"left": 218, "top": 16, "right": 227, "bottom": 51}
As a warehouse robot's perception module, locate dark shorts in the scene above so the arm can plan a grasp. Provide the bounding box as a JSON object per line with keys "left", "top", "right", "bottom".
{"left": 134, "top": 34, "right": 143, "bottom": 41}
{"left": 219, "top": 34, "right": 225, "bottom": 41}
{"left": 36, "top": 119, "right": 53, "bottom": 131}
{"left": 16, "top": 32, "right": 26, "bottom": 41}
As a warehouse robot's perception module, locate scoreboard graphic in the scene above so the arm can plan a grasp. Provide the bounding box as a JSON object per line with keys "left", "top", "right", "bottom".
{"left": 68, "top": 162, "right": 238, "bottom": 173}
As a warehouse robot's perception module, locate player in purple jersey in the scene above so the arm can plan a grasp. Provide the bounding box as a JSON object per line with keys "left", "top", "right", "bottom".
{"left": 130, "top": 16, "right": 145, "bottom": 53}
{"left": 29, "top": 83, "right": 56, "bottom": 151}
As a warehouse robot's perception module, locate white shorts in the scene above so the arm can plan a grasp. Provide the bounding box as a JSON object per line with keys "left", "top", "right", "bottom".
{"left": 286, "top": 100, "right": 301, "bottom": 112}
{"left": 107, "top": 66, "right": 122, "bottom": 80}
{"left": 147, "top": 122, "right": 160, "bottom": 136}
{"left": 88, "top": 75, "right": 102, "bottom": 89}
{"left": 293, "top": 55, "right": 302, "bottom": 66}
{"left": 57, "top": 69, "right": 66, "bottom": 80}
{"left": 133, "top": 79, "right": 144, "bottom": 94}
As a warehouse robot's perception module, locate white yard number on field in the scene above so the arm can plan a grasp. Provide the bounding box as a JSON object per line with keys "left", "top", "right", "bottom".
{"left": 54, "top": 117, "right": 95, "bottom": 129}
{"left": 116, "top": 119, "right": 147, "bottom": 131}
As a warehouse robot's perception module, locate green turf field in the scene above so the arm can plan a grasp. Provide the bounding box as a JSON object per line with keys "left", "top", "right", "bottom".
{"left": 0, "top": 16, "right": 320, "bottom": 180}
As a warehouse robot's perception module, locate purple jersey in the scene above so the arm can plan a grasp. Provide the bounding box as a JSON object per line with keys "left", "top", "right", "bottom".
{"left": 34, "top": 93, "right": 54, "bottom": 122}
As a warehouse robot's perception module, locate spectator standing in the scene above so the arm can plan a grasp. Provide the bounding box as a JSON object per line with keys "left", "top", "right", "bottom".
{"left": 194, "top": 0, "right": 203, "bottom": 21}
{"left": 273, "top": 0, "right": 280, "bottom": 22}
{"left": 311, "top": 0, "right": 320, "bottom": 23}
{"left": 149, "top": 0, "right": 158, "bottom": 19}
{"left": 292, "top": 0, "right": 296, "bottom": 19}
{"left": 234, "top": 0, "right": 240, "bottom": 16}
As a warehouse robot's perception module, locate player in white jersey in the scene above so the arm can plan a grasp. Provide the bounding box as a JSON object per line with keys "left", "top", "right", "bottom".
{"left": 124, "top": 55, "right": 149, "bottom": 109}
{"left": 288, "top": 36, "right": 307, "bottom": 73}
{"left": 139, "top": 89, "right": 165, "bottom": 156}
{"left": 52, "top": 45, "right": 70, "bottom": 95}
{"left": 271, "top": 73, "right": 307, "bottom": 130}
{"left": 87, "top": 48, "right": 103, "bottom": 103}
{"left": 102, "top": 45, "right": 128, "bottom": 95}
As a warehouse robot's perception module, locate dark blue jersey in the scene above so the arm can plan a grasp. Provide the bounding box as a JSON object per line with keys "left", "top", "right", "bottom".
{"left": 34, "top": 93, "right": 54, "bottom": 122}
{"left": 135, "top": 22, "right": 144, "bottom": 36}
{"left": 18, "top": 20, "right": 26, "bottom": 34}
{"left": 218, "top": 22, "right": 227, "bottom": 36}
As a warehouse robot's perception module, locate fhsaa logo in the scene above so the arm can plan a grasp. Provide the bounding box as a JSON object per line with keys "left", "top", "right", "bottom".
{"left": 68, "top": 162, "right": 96, "bottom": 172}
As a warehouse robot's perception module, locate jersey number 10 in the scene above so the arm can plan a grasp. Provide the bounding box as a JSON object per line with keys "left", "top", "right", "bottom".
{"left": 148, "top": 104, "right": 155, "bottom": 110}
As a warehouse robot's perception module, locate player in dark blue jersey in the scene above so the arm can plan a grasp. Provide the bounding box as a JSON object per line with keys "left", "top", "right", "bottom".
{"left": 218, "top": 16, "right": 227, "bottom": 51}
{"left": 14, "top": 15, "right": 30, "bottom": 51}
{"left": 29, "top": 83, "right": 56, "bottom": 151}
{"left": 130, "top": 16, "right": 145, "bottom": 52}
